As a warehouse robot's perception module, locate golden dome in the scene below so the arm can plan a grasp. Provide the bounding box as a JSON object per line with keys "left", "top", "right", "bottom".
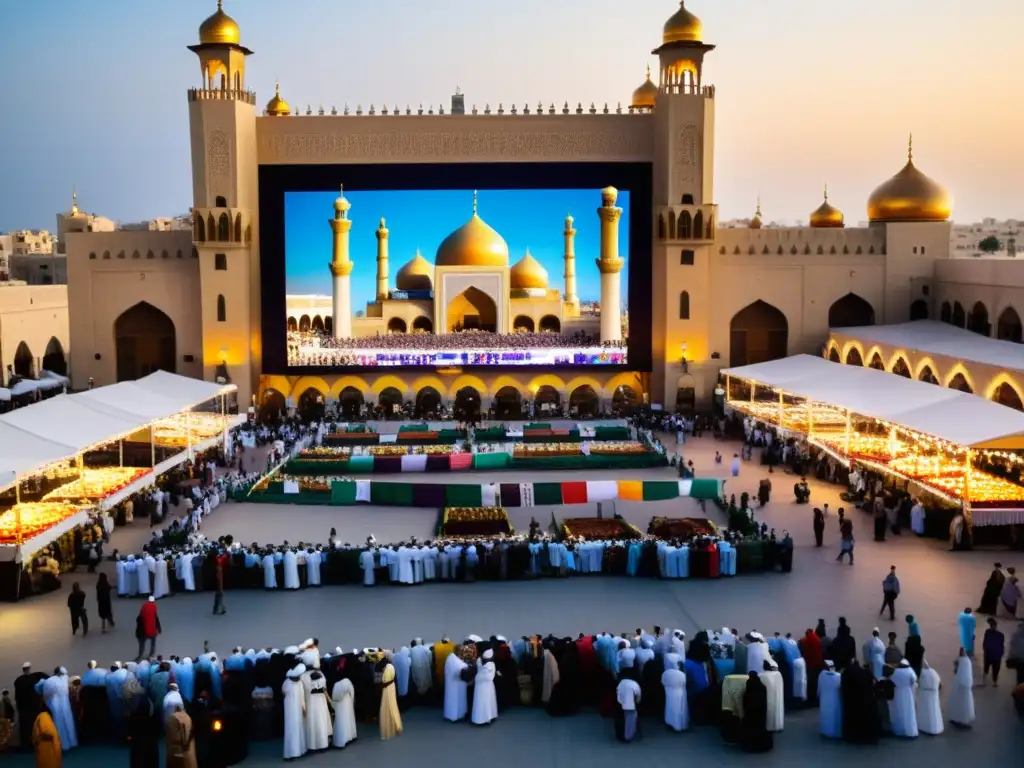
{"left": 265, "top": 81, "right": 291, "bottom": 116}
{"left": 631, "top": 65, "right": 658, "bottom": 109}
{"left": 199, "top": 1, "right": 240, "bottom": 45}
{"left": 395, "top": 250, "right": 434, "bottom": 292}
{"left": 434, "top": 191, "right": 509, "bottom": 268}
{"left": 663, "top": 1, "right": 703, "bottom": 44}
{"left": 810, "top": 185, "right": 844, "bottom": 228}
{"left": 749, "top": 198, "right": 763, "bottom": 229}
{"left": 867, "top": 137, "right": 952, "bottom": 223}
{"left": 510, "top": 250, "right": 549, "bottom": 290}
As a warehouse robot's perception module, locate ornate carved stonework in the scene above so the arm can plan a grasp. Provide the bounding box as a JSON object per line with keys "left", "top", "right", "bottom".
{"left": 207, "top": 130, "right": 231, "bottom": 180}
{"left": 674, "top": 124, "right": 701, "bottom": 195}
{"left": 257, "top": 125, "right": 653, "bottom": 164}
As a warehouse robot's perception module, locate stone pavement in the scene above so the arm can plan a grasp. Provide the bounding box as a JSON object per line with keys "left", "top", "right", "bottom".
{"left": 2, "top": 431, "right": 1021, "bottom": 765}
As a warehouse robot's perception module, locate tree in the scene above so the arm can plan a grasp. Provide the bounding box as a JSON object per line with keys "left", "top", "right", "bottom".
{"left": 979, "top": 235, "right": 1002, "bottom": 253}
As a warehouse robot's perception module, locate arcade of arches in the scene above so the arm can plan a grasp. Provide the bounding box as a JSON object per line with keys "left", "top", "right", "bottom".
{"left": 115, "top": 302, "right": 176, "bottom": 382}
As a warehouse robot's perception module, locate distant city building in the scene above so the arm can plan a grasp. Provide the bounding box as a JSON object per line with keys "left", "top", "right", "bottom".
{"left": 951, "top": 218, "right": 1021, "bottom": 257}
{"left": 121, "top": 215, "right": 193, "bottom": 232}
{"left": 8, "top": 229, "right": 54, "bottom": 254}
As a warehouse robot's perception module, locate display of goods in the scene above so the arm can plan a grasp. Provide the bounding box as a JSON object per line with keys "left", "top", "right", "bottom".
{"left": 562, "top": 517, "right": 641, "bottom": 540}
{"left": 299, "top": 446, "right": 352, "bottom": 459}
{"left": 43, "top": 467, "right": 150, "bottom": 502}
{"left": 887, "top": 455, "right": 960, "bottom": 479}
{"left": 920, "top": 471, "right": 1024, "bottom": 505}
{"left": 441, "top": 507, "right": 513, "bottom": 537}
{"left": 649, "top": 517, "right": 718, "bottom": 540}
{"left": 588, "top": 441, "right": 648, "bottom": 455}
{"left": 152, "top": 413, "right": 227, "bottom": 446}
{"left": 0, "top": 502, "right": 82, "bottom": 545}
{"left": 817, "top": 435, "right": 902, "bottom": 462}
{"left": 369, "top": 445, "right": 410, "bottom": 456}
{"left": 513, "top": 443, "right": 581, "bottom": 458}
{"left": 411, "top": 445, "right": 455, "bottom": 455}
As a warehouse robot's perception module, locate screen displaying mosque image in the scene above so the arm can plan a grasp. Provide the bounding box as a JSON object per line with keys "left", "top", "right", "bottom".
{"left": 284, "top": 187, "right": 631, "bottom": 368}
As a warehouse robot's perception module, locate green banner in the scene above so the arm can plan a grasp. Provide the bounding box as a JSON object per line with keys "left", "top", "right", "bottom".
{"left": 641, "top": 481, "right": 679, "bottom": 501}
{"left": 445, "top": 483, "right": 483, "bottom": 507}
{"left": 331, "top": 481, "right": 358, "bottom": 505}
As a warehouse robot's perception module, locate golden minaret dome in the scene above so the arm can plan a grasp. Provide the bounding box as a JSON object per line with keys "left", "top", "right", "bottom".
{"left": 395, "top": 249, "right": 434, "bottom": 292}
{"left": 663, "top": 1, "right": 703, "bottom": 44}
{"left": 749, "top": 198, "right": 763, "bottom": 229}
{"left": 631, "top": 65, "right": 658, "bottom": 110}
{"left": 867, "top": 136, "right": 952, "bottom": 223}
{"left": 199, "top": 1, "right": 241, "bottom": 45}
{"left": 435, "top": 191, "right": 510, "bottom": 267}
{"left": 265, "top": 81, "right": 291, "bottom": 116}
{"left": 510, "top": 249, "right": 549, "bottom": 290}
{"left": 810, "top": 185, "right": 844, "bottom": 228}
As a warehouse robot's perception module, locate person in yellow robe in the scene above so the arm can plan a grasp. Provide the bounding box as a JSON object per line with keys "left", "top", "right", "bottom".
{"left": 32, "top": 709, "right": 61, "bottom": 768}
{"left": 378, "top": 664, "right": 402, "bottom": 740}
{"left": 164, "top": 706, "right": 198, "bottom": 768}
{"left": 433, "top": 638, "right": 454, "bottom": 690}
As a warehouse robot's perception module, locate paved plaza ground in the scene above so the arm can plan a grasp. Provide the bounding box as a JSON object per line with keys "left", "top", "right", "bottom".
{"left": 2, "top": 431, "right": 1022, "bottom": 765}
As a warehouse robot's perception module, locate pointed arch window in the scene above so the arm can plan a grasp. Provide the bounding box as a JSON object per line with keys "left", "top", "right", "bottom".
{"left": 679, "top": 291, "right": 690, "bottom": 319}
{"left": 217, "top": 294, "right": 226, "bottom": 322}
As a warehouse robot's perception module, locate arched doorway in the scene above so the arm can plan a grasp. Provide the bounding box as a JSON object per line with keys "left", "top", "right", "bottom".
{"left": 42, "top": 337, "right": 66, "bottom": 376}
{"left": 940, "top": 302, "right": 952, "bottom": 324}
{"left": 513, "top": 315, "right": 535, "bottom": 333}
{"left": 454, "top": 386, "right": 481, "bottom": 422}
{"left": 891, "top": 358, "right": 911, "bottom": 378}
{"left": 534, "top": 385, "right": 561, "bottom": 415}
{"left": 868, "top": 352, "right": 885, "bottom": 371}
{"left": 13, "top": 342, "right": 34, "bottom": 378}
{"left": 612, "top": 384, "right": 639, "bottom": 414}
{"left": 493, "top": 386, "right": 523, "bottom": 419}
{"left": 993, "top": 382, "right": 1024, "bottom": 411}
{"left": 828, "top": 293, "right": 875, "bottom": 328}
{"left": 676, "top": 374, "right": 696, "bottom": 415}
{"left": 378, "top": 387, "right": 404, "bottom": 415}
{"left": 114, "top": 302, "right": 176, "bottom": 382}
{"left": 299, "top": 315, "right": 311, "bottom": 332}
{"left": 949, "top": 373, "right": 973, "bottom": 394}
{"left": 298, "top": 387, "right": 325, "bottom": 421}
{"left": 909, "top": 300, "right": 928, "bottom": 321}
{"left": 259, "top": 389, "right": 286, "bottom": 422}
{"left": 569, "top": 384, "right": 599, "bottom": 418}
{"left": 967, "top": 302, "right": 990, "bottom": 335}
{"left": 311, "top": 315, "right": 325, "bottom": 333}
{"left": 338, "top": 386, "right": 364, "bottom": 418}
{"left": 729, "top": 300, "right": 788, "bottom": 367}
{"left": 538, "top": 315, "right": 561, "bottom": 333}
{"left": 325, "top": 316, "right": 333, "bottom": 336}
{"left": 287, "top": 317, "right": 298, "bottom": 332}
{"left": 828, "top": 346, "right": 841, "bottom": 363}
{"left": 387, "top": 317, "right": 407, "bottom": 334}
{"left": 997, "top": 307, "right": 1023, "bottom": 343}
{"left": 951, "top": 302, "right": 966, "bottom": 328}
{"left": 845, "top": 348, "right": 863, "bottom": 366}
{"left": 412, "top": 316, "right": 433, "bottom": 333}
{"left": 415, "top": 386, "right": 442, "bottom": 417}
{"left": 447, "top": 287, "right": 497, "bottom": 332}
{"left": 919, "top": 366, "right": 939, "bottom": 385}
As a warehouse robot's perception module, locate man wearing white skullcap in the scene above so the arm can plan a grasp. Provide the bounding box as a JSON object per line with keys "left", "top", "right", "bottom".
{"left": 471, "top": 650, "right": 499, "bottom": 725}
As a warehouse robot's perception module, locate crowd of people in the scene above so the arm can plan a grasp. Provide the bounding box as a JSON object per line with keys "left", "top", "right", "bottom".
{"left": 7, "top": 617, "right": 1024, "bottom": 763}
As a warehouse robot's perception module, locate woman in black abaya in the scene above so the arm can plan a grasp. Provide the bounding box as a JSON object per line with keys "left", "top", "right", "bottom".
{"left": 739, "top": 672, "right": 773, "bottom": 753}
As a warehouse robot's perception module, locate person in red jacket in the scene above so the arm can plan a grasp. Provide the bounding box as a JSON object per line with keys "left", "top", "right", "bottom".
{"left": 135, "top": 596, "right": 161, "bottom": 661}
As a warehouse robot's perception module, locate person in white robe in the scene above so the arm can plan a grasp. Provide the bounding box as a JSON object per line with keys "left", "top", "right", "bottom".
{"left": 181, "top": 552, "right": 196, "bottom": 592}
{"left": 888, "top": 659, "right": 919, "bottom": 737}
{"left": 360, "top": 549, "right": 376, "bottom": 586}
{"left": 162, "top": 683, "right": 184, "bottom": 724}
{"left": 410, "top": 639, "right": 432, "bottom": 697}
{"left": 38, "top": 669, "right": 77, "bottom": 750}
{"left": 670, "top": 630, "right": 686, "bottom": 657}
{"left": 331, "top": 678, "right": 357, "bottom": 748}
{"left": 152, "top": 555, "right": 170, "bottom": 599}
{"left": 116, "top": 557, "right": 130, "bottom": 597}
{"left": 387, "top": 547, "right": 401, "bottom": 583}
{"left": 745, "top": 633, "right": 770, "bottom": 674}
{"left": 947, "top": 649, "right": 975, "bottom": 728}
{"left": 262, "top": 552, "right": 277, "bottom": 589}
{"left": 282, "top": 664, "right": 308, "bottom": 759}
{"left": 398, "top": 545, "right": 414, "bottom": 585}
{"left": 305, "top": 670, "right": 333, "bottom": 751}
{"left": 759, "top": 660, "right": 785, "bottom": 732}
{"left": 136, "top": 554, "right": 151, "bottom": 596}
{"left": 663, "top": 650, "right": 683, "bottom": 672}
{"left": 471, "top": 650, "right": 499, "bottom": 725}
{"left": 438, "top": 545, "right": 451, "bottom": 580}
{"left": 442, "top": 650, "right": 469, "bottom": 722}
{"left": 862, "top": 628, "right": 886, "bottom": 679}
{"left": 306, "top": 549, "right": 322, "bottom": 587}
{"left": 423, "top": 546, "right": 437, "bottom": 581}
{"left": 661, "top": 663, "right": 688, "bottom": 731}
{"left": 916, "top": 661, "right": 943, "bottom": 735}
{"left": 615, "top": 676, "right": 642, "bottom": 742}
{"left": 818, "top": 661, "right": 843, "bottom": 738}
{"left": 283, "top": 549, "right": 300, "bottom": 590}
{"left": 392, "top": 647, "right": 412, "bottom": 700}
{"left": 616, "top": 640, "right": 636, "bottom": 676}
{"left": 635, "top": 639, "right": 655, "bottom": 671}
{"left": 411, "top": 546, "right": 425, "bottom": 583}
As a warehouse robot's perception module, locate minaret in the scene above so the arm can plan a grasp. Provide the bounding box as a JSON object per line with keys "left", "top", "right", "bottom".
{"left": 596, "top": 187, "right": 624, "bottom": 342}
{"left": 563, "top": 212, "right": 579, "bottom": 315}
{"left": 329, "top": 185, "right": 353, "bottom": 339}
{"left": 375, "top": 216, "right": 389, "bottom": 300}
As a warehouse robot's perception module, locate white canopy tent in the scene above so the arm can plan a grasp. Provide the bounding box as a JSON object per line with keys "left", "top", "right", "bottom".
{"left": 722, "top": 354, "right": 1024, "bottom": 450}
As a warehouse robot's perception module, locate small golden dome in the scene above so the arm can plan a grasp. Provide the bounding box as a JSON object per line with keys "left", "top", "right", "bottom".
{"left": 663, "top": 1, "right": 703, "bottom": 44}
{"left": 810, "top": 185, "right": 844, "bottom": 228}
{"left": 749, "top": 198, "right": 763, "bottom": 229}
{"left": 435, "top": 191, "right": 509, "bottom": 268}
{"left": 334, "top": 184, "right": 350, "bottom": 214}
{"left": 631, "top": 65, "right": 658, "bottom": 109}
{"left": 265, "top": 81, "right": 291, "bottom": 116}
{"left": 199, "top": 1, "right": 240, "bottom": 45}
{"left": 510, "top": 250, "right": 549, "bottom": 290}
{"left": 601, "top": 186, "right": 619, "bottom": 207}
{"left": 396, "top": 250, "right": 434, "bottom": 292}
{"left": 867, "top": 137, "right": 952, "bottom": 223}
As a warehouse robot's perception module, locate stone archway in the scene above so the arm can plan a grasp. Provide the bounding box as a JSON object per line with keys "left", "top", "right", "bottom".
{"left": 676, "top": 374, "right": 696, "bottom": 415}
{"left": 297, "top": 387, "right": 325, "bottom": 421}
{"left": 513, "top": 315, "right": 535, "bottom": 333}
{"left": 538, "top": 315, "right": 561, "bottom": 333}
{"left": 338, "top": 386, "right": 364, "bottom": 418}
{"left": 868, "top": 352, "right": 885, "bottom": 371}
{"left": 569, "top": 384, "right": 599, "bottom": 418}
{"left": 454, "top": 386, "right": 481, "bottom": 421}
{"left": 42, "top": 337, "right": 67, "bottom": 376}
{"left": 845, "top": 347, "right": 863, "bottom": 366}
{"left": 951, "top": 302, "right": 966, "bottom": 328}
{"left": 940, "top": 302, "right": 952, "bottom": 323}
{"left": 447, "top": 287, "right": 497, "bottom": 332}
{"left": 13, "top": 341, "right": 34, "bottom": 378}
{"left": 909, "top": 300, "right": 928, "bottom": 321}
{"left": 378, "top": 386, "right": 404, "bottom": 413}
{"left": 891, "top": 358, "right": 911, "bottom": 378}
{"left": 612, "top": 384, "right": 639, "bottom": 413}
{"left": 387, "top": 317, "right": 408, "bottom": 334}
{"left": 114, "top": 302, "right": 176, "bottom": 382}
{"left": 259, "top": 389, "right": 286, "bottom": 422}
{"left": 993, "top": 382, "right": 1024, "bottom": 411}
{"left": 287, "top": 317, "right": 298, "bottom": 332}
{"left": 997, "top": 307, "right": 1023, "bottom": 343}
{"left": 299, "top": 315, "right": 311, "bottom": 332}
{"left": 828, "top": 347, "right": 841, "bottom": 363}
{"left": 415, "top": 386, "right": 442, "bottom": 417}
{"left": 967, "top": 302, "right": 990, "bottom": 335}
{"left": 828, "top": 293, "right": 875, "bottom": 328}
{"left": 493, "top": 386, "right": 523, "bottom": 419}
{"left": 312, "top": 315, "right": 325, "bottom": 333}
{"left": 412, "top": 316, "right": 433, "bottom": 333}
{"left": 729, "top": 300, "right": 788, "bottom": 367}
{"left": 919, "top": 365, "right": 938, "bottom": 385}
{"left": 949, "top": 373, "right": 973, "bottom": 393}
{"left": 534, "top": 385, "right": 561, "bottom": 412}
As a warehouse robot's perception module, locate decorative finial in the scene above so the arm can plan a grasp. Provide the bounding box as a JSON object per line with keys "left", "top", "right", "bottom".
{"left": 823, "top": 183, "right": 828, "bottom": 202}
{"left": 472, "top": 190, "right": 478, "bottom": 215}
{"left": 217, "top": 0, "right": 223, "bottom": 10}
{"left": 455, "top": 85, "right": 461, "bottom": 96}
{"left": 275, "top": 79, "right": 280, "bottom": 96}
{"left": 72, "top": 185, "right": 77, "bottom": 207}
{"left": 908, "top": 132, "right": 913, "bottom": 162}
{"left": 645, "top": 63, "right": 651, "bottom": 80}
{"left": 755, "top": 196, "right": 762, "bottom": 217}
{"left": 379, "top": 216, "right": 386, "bottom": 228}
{"left": 339, "top": 184, "right": 344, "bottom": 196}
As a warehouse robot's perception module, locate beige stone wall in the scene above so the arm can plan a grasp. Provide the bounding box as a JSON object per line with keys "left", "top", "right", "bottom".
{"left": 0, "top": 285, "right": 69, "bottom": 383}
{"left": 935, "top": 256, "right": 1024, "bottom": 328}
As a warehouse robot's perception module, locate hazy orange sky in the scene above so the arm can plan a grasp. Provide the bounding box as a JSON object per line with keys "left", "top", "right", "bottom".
{"left": 1, "top": 0, "right": 1019, "bottom": 229}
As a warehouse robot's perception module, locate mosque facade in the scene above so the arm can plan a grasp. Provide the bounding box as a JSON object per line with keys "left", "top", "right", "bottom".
{"left": 65, "top": 1, "right": 960, "bottom": 417}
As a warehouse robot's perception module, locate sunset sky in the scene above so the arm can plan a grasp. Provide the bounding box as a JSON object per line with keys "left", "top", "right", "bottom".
{"left": 1, "top": 0, "right": 1019, "bottom": 230}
